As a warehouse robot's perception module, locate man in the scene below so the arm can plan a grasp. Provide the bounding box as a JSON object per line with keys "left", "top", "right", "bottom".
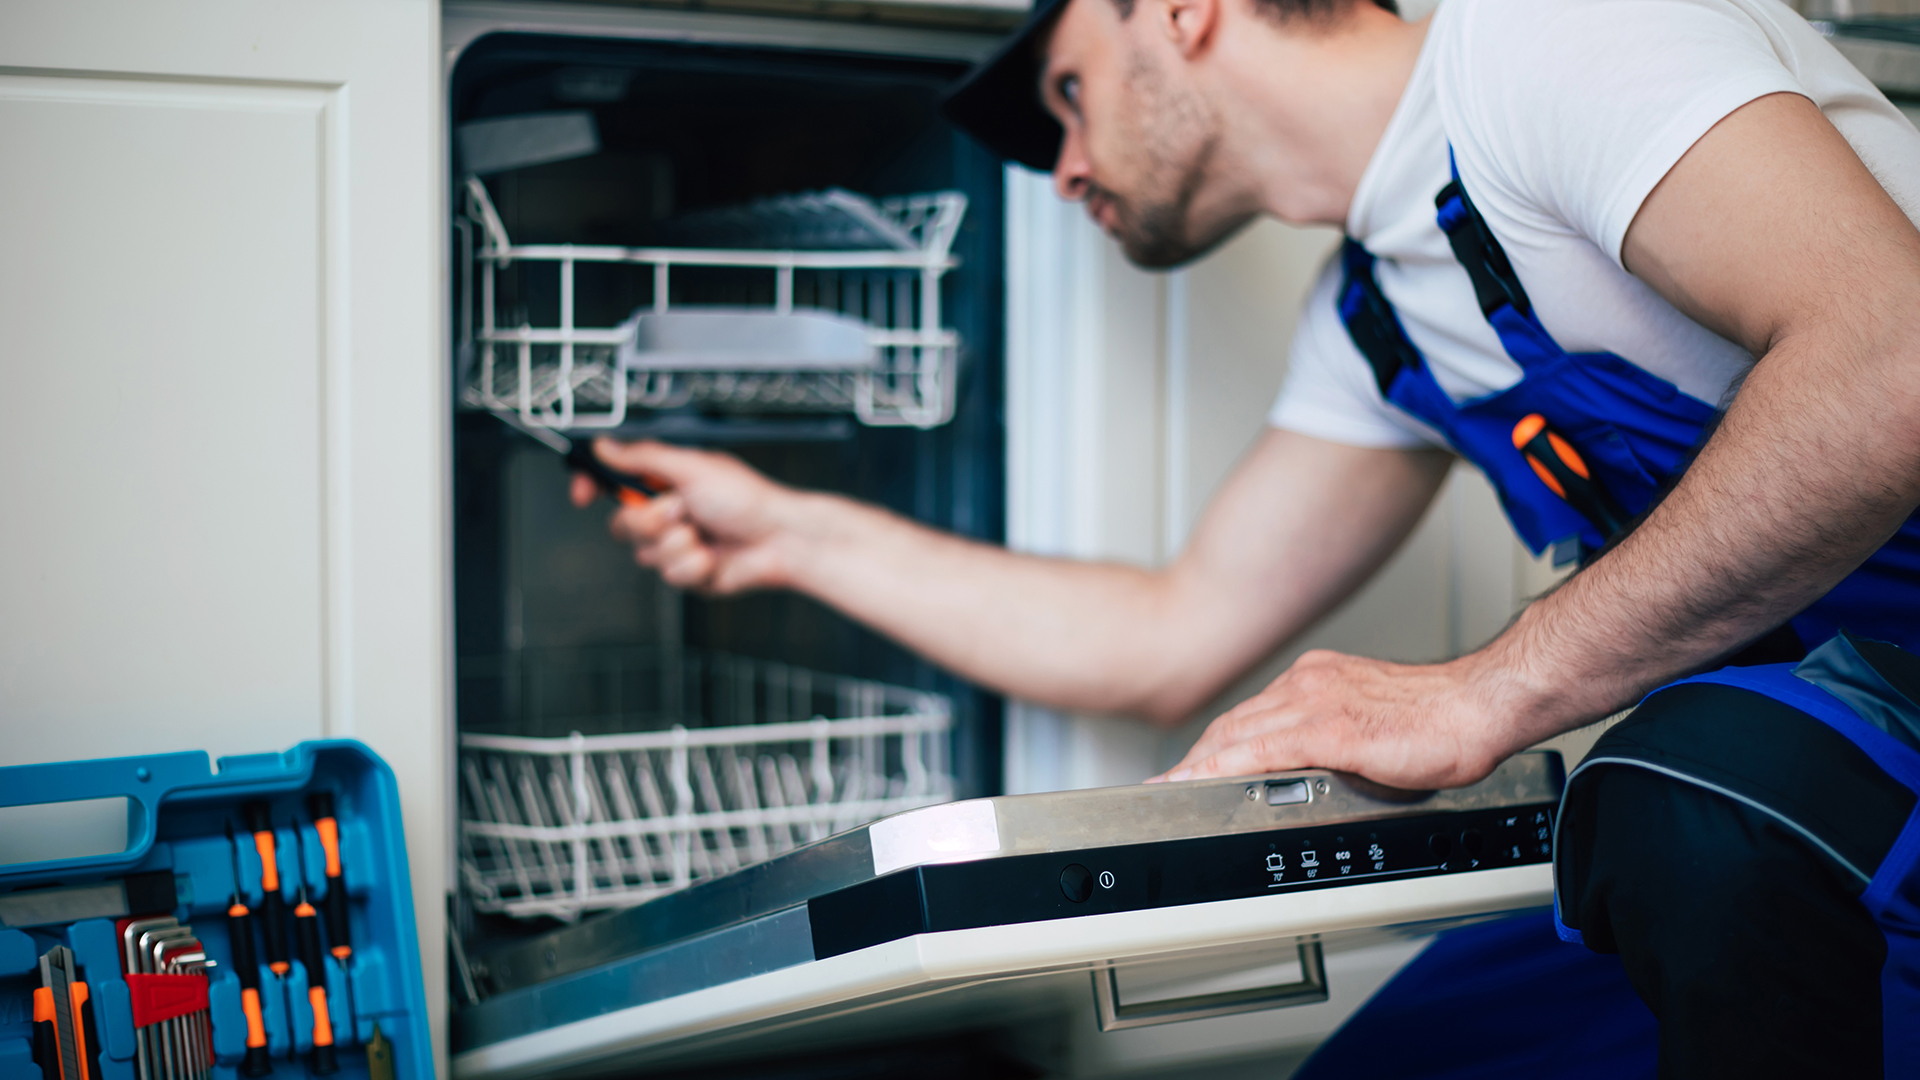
{"left": 579, "top": 0, "right": 1920, "bottom": 1072}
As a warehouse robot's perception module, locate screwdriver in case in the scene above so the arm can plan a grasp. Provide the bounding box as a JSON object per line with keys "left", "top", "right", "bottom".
{"left": 291, "top": 822, "right": 340, "bottom": 1074}
{"left": 305, "top": 792, "right": 359, "bottom": 1043}
{"left": 225, "top": 824, "right": 274, "bottom": 1076}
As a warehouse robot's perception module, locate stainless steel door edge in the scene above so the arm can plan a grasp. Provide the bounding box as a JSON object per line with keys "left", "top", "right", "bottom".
{"left": 982, "top": 753, "right": 1562, "bottom": 863}
{"left": 457, "top": 905, "right": 815, "bottom": 1053}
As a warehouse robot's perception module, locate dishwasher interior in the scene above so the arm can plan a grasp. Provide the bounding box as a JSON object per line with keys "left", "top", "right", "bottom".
{"left": 447, "top": 28, "right": 1006, "bottom": 962}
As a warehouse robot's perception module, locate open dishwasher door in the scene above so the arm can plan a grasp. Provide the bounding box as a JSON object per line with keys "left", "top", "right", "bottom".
{"left": 450, "top": 752, "right": 1563, "bottom": 1079}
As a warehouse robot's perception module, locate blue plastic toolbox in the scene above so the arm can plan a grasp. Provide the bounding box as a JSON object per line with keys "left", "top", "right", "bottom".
{"left": 0, "top": 741, "right": 432, "bottom": 1080}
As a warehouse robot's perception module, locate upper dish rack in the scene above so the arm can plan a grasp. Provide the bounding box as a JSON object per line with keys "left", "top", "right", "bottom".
{"left": 457, "top": 178, "right": 966, "bottom": 429}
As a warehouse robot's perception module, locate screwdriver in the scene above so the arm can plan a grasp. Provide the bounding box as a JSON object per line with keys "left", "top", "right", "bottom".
{"left": 225, "top": 824, "right": 274, "bottom": 1077}
{"left": 306, "top": 792, "right": 358, "bottom": 1044}
{"left": 242, "top": 801, "right": 296, "bottom": 1066}
{"left": 1512, "top": 413, "right": 1629, "bottom": 539}
{"left": 490, "top": 409, "right": 653, "bottom": 506}
{"left": 291, "top": 821, "right": 340, "bottom": 1074}
{"left": 241, "top": 803, "right": 293, "bottom": 982}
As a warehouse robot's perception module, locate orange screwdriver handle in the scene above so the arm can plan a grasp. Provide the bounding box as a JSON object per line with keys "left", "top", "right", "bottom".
{"left": 242, "top": 802, "right": 292, "bottom": 978}
{"left": 306, "top": 792, "right": 353, "bottom": 961}
{"left": 1511, "top": 414, "right": 1629, "bottom": 539}
{"left": 565, "top": 442, "right": 655, "bottom": 506}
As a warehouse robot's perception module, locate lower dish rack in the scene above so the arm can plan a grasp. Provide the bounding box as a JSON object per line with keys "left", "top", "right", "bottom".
{"left": 457, "top": 650, "right": 955, "bottom": 922}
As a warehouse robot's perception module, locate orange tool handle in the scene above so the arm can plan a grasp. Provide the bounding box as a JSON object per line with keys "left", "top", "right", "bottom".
{"left": 243, "top": 802, "right": 292, "bottom": 977}
{"left": 293, "top": 896, "right": 339, "bottom": 1073}
{"left": 1511, "top": 414, "right": 1628, "bottom": 538}
{"left": 226, "top": 896, "right": 275, "bottom": 1075}
{"left": 32, "top": 983, "right": 96, "bottom": 1080}
{"left": 307, "top": 792, "right": 354, "bottom": 960}
{"left": 565, "top": 441, "right": 655, "bottom": 506}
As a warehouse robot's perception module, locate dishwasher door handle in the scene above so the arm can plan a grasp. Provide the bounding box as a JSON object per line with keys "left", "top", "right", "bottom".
{"left": 1091, "top": 939, "right": 1329, "bottom": 1031}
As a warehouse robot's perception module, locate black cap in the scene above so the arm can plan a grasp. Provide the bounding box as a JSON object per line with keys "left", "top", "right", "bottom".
{"left": 941, "top": 0, "right": 1073, "bottom": 172}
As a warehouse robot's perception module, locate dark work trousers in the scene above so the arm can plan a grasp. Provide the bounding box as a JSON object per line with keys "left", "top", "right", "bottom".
{"left": 1296, "top": 641, "right": 1920, "bottom": 1080}
{"left": 1558, "top": 677, "right": 1918, "bottom": 1078}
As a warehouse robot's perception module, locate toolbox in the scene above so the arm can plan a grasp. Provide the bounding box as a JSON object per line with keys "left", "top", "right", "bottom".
{"left": 0, "top": 741, "right": 431, "bottom": 1080}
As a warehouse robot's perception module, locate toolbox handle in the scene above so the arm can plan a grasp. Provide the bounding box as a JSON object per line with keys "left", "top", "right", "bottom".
{"left": 0, "top": 751, "right": 218, "bottom": 878}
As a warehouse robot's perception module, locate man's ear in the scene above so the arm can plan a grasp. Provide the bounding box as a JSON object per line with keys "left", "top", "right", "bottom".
{"left": 1158, "top": 0, "right": 1221, "bottom": 58}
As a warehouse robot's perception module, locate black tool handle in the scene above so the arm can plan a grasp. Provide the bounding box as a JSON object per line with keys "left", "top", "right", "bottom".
{"left": 565, "top": 441, "right": 654, "bottom": 505}
{"left": 293, "top": 897, "right": 339, "bottom": 1074}
{"left": 1514, "top": 419, "right": 1630, "bottom": 539}
{"left": 243, "top": 802, "right": 293, "bottom": 977}
{"left": 227, "top": 899, "right": 275, "bottom": 1076}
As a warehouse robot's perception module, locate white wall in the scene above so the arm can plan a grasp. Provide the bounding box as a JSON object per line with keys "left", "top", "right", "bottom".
{"left": 1004, "top": 168, "right": 1575, "bottom": 794}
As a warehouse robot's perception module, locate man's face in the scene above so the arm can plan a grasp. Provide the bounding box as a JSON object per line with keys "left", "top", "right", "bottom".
{"left": 1038, "top": 0, "right": 1251, "bottom": 268}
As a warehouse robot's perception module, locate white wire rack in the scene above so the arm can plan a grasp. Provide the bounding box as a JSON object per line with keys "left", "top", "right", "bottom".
{"left": 458, "top": 654, "right": 955, "bottom": 921}
{"left": 457, "top": 178, "right": 966, "bottom": 429}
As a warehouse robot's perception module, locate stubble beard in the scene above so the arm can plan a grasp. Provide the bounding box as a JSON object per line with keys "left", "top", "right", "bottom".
{"left": 1099, "top": 48, "right": 1237, "bottom": 270}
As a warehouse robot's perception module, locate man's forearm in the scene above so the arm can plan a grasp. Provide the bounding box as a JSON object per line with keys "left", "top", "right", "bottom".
{"left": 767, "top": 432, "right": 1453, "bottom": 724}
{"left": 770, "top": 493, "right": 1199, "bottom": 717}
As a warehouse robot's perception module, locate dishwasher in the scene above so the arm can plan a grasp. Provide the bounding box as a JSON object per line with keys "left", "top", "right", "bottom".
{"left": 441, "top": 4, "right": 1560, "bottom": 1076}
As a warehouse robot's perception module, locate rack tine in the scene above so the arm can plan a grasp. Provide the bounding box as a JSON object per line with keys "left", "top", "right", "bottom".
{"left": 719, "top": 748, "right": 769, "bottom": 864}
{"left": 758, "top": 756, "right": 794, "bottom": 854}
{"left": 477, "top": 757, "right": 536, "bottom": 904}
{"left": 776, "top": 754, "right": 818, "bottom": 844}
{"left": 602, "top": 755, "right": 656, "bottom": 888}
{"left": 514, "top": 757, "right": 567, "bottom": 898}
{"left": 690, "top": 749, "right": 740, "bottom": 873}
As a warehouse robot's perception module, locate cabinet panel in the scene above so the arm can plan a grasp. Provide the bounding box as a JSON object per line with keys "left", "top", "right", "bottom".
{"left": 0, "top": 0, "right": 445, "bottom": 1067}
{"left": 0, "top": 73, "right": 334, "bottom": 766}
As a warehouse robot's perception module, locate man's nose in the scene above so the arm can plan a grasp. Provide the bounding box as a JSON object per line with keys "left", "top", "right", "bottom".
{"left": 1053, "top": 127, "right": 1091, "bottom": 201}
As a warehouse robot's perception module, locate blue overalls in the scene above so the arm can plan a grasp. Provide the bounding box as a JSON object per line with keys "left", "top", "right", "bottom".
{"left": 1289, "top": 162, "right": 1920, "bottom": 1077}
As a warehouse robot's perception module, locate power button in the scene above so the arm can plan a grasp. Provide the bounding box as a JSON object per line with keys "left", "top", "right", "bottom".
{"left": 1060, "top": 863, "right": 1094, "bottom": 903}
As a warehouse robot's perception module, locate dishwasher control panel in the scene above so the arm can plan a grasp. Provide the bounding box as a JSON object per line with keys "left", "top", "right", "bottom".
{"left": 810, "top": 804, "right": 1557, "bottom": 959}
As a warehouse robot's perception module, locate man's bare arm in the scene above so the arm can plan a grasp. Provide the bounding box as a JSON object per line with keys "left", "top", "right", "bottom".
{"left": 1498, "top": 90, "right": 1920, "bottom": 734}
{"left": 1163, "top": 92, "right": 1920, "bottom": 786}
{"left": 585, "top": 430, "right": 1452, "bottom": 724}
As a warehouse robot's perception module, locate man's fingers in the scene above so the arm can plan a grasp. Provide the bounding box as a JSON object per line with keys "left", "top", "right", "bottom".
{"left": 658, "top": 546, "right": 716, "bottom": 589}
{"left": 569, "top": 473, "right": 599, "bottom": 507}
{"left": 1180, "top": 692, "right": 1303, "bottom": 770}
{"left": 591, "top": 437, "right": 710, "bottom": 489}
{"left": 630, "top": 521, "right": 703, "bottom": 567}
{"left": 1168, "top": 731, "right": 1312, "bottom": 783}
{"left": 609, "top": 492, "right": 687, "bottom": 544}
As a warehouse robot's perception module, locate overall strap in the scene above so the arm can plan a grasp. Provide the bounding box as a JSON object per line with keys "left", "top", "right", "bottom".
{"left": 1434, "top": 153, "right": 1531, "bottom": 319}
{"left": 1432, "top": 152, "right": 1571, "bottom": 373}
{"left": 1337, "top": 239, "right": 1461, "bottom": 432}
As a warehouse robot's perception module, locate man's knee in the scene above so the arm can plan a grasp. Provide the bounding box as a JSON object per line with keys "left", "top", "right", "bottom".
{"left": 1556, "top": 683, "right": 1896, "bottom": 1077}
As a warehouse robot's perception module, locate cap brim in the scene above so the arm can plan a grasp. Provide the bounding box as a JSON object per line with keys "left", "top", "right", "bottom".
{"left": 940, "top": 0, "right": 1069, "bottom": 173}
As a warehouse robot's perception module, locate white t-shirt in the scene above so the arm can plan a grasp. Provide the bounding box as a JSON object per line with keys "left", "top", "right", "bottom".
{"left": 1267, "top": 0, "right": 1920, "bottom": 451}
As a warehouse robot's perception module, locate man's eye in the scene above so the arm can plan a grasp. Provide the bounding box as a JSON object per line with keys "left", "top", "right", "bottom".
{"left": 1058, "top": 75, "right": 1081, "bottom": 110}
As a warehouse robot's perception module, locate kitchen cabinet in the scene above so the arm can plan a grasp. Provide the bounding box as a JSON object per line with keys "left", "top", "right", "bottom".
{"left": 0, "top": 0, "right": 449, "bottom": 1067}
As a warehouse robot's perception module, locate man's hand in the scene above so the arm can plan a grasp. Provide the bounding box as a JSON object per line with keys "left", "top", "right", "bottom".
{"left": 1151, "top": 649, "right": 1533, "bottom": 788}
{"left": 570, "top": 439, "right": 802, "bottom": 594}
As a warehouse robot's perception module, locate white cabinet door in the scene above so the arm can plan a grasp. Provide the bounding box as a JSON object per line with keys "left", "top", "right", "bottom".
{"left": 0, "top": 0, "right": 447, "bottom": 1065}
